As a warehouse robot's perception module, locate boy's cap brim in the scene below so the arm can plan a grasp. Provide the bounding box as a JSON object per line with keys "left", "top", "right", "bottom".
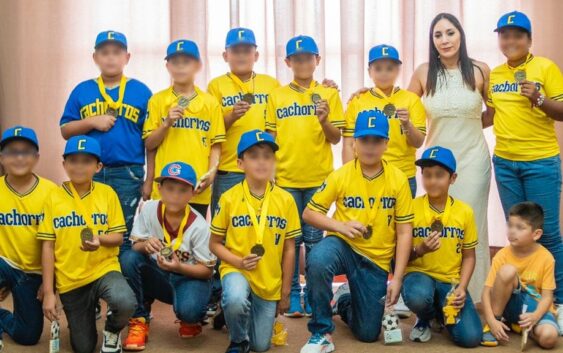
{"left": 238, "top": 141, "right": 279, "bottom": 157}
{"left": 62, "top": 151, "right": 101, "bottom": 160}
{"left": 353, "top": 130, "right": 389, "bottom": 139}
{"left": 415, "top": 159, "right": 455, "bottom": 173}
{"left": 165, "top": 52, "right": 200, "bottom": 61}
{"left": 494, "top": 25, "right": 531, "bottom": 33}
{"left": 369, "top": 57, "right": 402, "bottom": 65}
{"left": 95, "top": 40, "right": 127, "bottom": 49}
{"left": 226, "top": 40, "right": 257, "bottom": 48}
{"left": 0, "top": 136, "right": 39, "bottom": 150}
{"left": 154, "top": 176, "right": 195, "bottom": 187}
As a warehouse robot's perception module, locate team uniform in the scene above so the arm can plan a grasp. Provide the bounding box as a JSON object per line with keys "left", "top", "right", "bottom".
{"left": 211, "top": 181, "right": 301, "bottom": 351}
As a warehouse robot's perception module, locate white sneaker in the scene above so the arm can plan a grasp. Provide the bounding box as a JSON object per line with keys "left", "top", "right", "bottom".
{"left": 393, "top": 295, "right": 412, "bottom": 318}
{"left": 556, "top": 304, "right": 563, "bottom": 335}
{"left": 409, "top": 319, "right": 431, "bottom": 343}
{"left": 100, "top": 330, "right": 122, "bottom": 353}
{"left": 331, "top": 283, "right": 350, "bottom": 315}
{"left": 301, "top": 333, "right": 335, "bottom": 353}
{"left": 0, "top": 338, "right": 3, "bottom": 352}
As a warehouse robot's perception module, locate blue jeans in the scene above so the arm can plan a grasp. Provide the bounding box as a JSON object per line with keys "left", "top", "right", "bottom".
{"left": 94, "top": 164, "right": 144, "bottom": 252}
{"left": 284, "top": 187, "right": 324, "bottom": 297}
{"left": 402, "top": 272, "right": 482, "bottom": 348}
{"left": 211, "top": 171, "right": 245, "bottom": 216}
{"left": 0, "top": 259, "right": 43, "bottom": 345}
{"left": 120, "top": 250, "right": 211, "bottom": 323}
{"left": 408, "top": 177, "right": 417, "bottom": 198}
{"left": 221, "top": 272, "right": 277, "bottom": 352}
{"left": 307, "top": 236, "right": 388, "bottom": 342}
{"left": 493, "top": 154, "right": 563, "bottom": 304}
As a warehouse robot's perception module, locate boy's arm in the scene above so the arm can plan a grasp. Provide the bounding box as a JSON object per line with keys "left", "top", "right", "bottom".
{"left": 156, "top": 253, "right": 213, "bottom": 279}
{"left": 278, "top": 237, "right": 296, "bottom": 315}
{"left": 303, "top": 208, "right": 365, "bottom": 239}
{"left": 209, "top": 234, "right": 260, "bottom": 271}
{"left": 99, "top": 232, "right": 124, "bottom": 247}
{"left": 143, "top": 149, "right": 156, "bottom": 200}
{"left": 453, "top": 248, "right": 476, "bottom": 308}
{"left": 481, "top": 285, "right": 511, "bottom": 341}
{"left": 144, "top": 117, "right": 175, "bottom": 151}
{"left": 61, "top": 117, "right": 116, "bottom": 140}
{"left": 41, "top": 240, "right": 58, "bottom": 322}
{"left": 520, "top": 289, "right": 554, "bottom": 329}
{"left": 386, "top": 222, "right": 412, "bottom": 306}
{"left": 196, "top": 143, "right": 221, "bottom": 194}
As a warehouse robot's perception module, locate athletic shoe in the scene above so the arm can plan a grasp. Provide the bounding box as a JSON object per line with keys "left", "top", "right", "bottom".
{"left": 225, "top": 340, "right": 250, "bottom": 353}
{"left": 178, "top": 322, "right": 202, "bottom": 338}
{"left": 123, "top": 318, "right": 149, "bottom": 351}
{"left": 331, "top": 283, "right": 350, "bottom": 315}
{"left": 480, "top": 324, "right": 499, "bottom": 347}
{"left": 300, "top": 333, "right": 335, "bottom": 353}
{"left": 409, "top": 319, "right": 431, "bottom": 343}
{"left": 284, "top": 293, "right": 305, "bottom": 318}
{"left": 100, "top": 330, "right": 122, "bottom": 353}
{"left": 393, "top": 295, "right": 412, "bottom": 318}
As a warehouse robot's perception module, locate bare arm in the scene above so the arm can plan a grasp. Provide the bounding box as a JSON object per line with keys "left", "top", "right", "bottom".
{"left": 99, "top": 232, "right": 124, "bottom": 247}
{"left": 393, "top": 222, "right": 413, "bottom": 283}
{"left": 320, "top": 120, "right": 341, "bottom": 144}
{"left": 303, "top": 207, "right": 365, "bottom": 239}
{"left": 407, "top": 64, "right": 428, "bottom": 97}
{"left": 209, "top": 234, "right": 244, "bottom": 269}
{"left": 41, "top": 240, "right": 58, "bottom": 321}
{"left": 278, "top": 237, "right": 296, "bottom": 314}
{"left": 60, "top": 115, "right": 116, "bottom": 140}
{"left": 224, "top": 101, "right": 251, "bottom": 130}
{"left": 458, "top": 248, "right": 476, "bottom": 293}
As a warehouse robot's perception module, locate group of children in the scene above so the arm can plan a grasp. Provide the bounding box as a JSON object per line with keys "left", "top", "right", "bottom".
{"left": 0, "top": 9, "right": 561, "bottom": 353}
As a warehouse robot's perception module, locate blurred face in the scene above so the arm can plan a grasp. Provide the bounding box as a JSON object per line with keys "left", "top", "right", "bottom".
{"left": 237, "top": 144, "right": 275, "bottom": 182}
{"left": 158, "top": 179, "right": 194, "bottom": 213}
{"left": 368, "top": 59, "right": 400, "bottom": 90}
{"left": 432, "top": 18, "right": 461, "bottom": 60}
{"left": 0, "top": 140, "right": 39, "bottom": 177}
{"left": 498, "top": 28, "right": 531, "bottom": 61}
{"left": 166, "top": 55, "right": 202, "bottom": 84}
{"left": 63, "top": 154, "right": 102, "bottom": 185}
{"left": 507, "top": 215, "right": 542, "bottom": 248}
{"left": 285, "top": 54, "right": 320, "bottom": 80}
{"left": 354, "top": 136, "right": 387, "bottom": 165}
{"left": 223, "top": 45, "right": 258, "bottom": 75}
{"left": 421, "top": 165, "right": 456, "bottom": 199}
{"left": 93, "top": 43, "right": 130, "bottom": 77}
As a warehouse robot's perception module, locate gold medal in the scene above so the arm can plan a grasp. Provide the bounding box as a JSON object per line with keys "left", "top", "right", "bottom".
{"left": 430, "top": 219, "right": 444, "bottom": 233}
{"left": 242, "top": 93, "right": 255, "bottom": 104}
{"left": 383, "top": 103, "right": 396, "bottom": 117}
{"left": 178, "top": 96, "right": 190, "bottom": 109}
{"left": 251, "top": 243, "right": 265, "bottom": 257}
{"left": 80, "top": 227, "right": 94, "bottom": 243}
{"left": 514, "top": 70, "right": 527, "bottom": 83}
{"left": 311, "top": 93, "right": 322, "bottom": 104}
{"left": 106, "top": 107, "right": 118, "bottom": 117}
{"left": 160, "top": 246, "right": 174, "bottom": 261}
{"left": 363, "top": 225, "right": 373, "bottom": 240}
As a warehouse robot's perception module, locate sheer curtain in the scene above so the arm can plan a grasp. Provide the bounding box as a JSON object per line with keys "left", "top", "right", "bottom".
{"left": 0, "top": 0, "right": 562, "bottom": 246}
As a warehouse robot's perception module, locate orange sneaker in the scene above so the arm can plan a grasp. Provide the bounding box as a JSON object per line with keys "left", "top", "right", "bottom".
{"left": 178, "top": 321, "right": 202, "bottom": 338}
{"left": 123, "top": 318, "right": 149, "bottom": 351}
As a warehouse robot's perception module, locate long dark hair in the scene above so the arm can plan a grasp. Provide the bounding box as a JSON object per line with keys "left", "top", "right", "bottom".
{"left": 426, "top": 13, "right": 476, "bottom": 96}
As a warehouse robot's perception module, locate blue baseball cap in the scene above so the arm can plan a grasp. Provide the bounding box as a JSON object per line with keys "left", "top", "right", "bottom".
{"left": 416, "top": 146, "right": 457, "bottom": 173}
{"left": 165, "top": 40, "right": 200, "bottom": 61}
{"left": 0, "top": 125, "right": 39, "bottom": 150}
{"left": 495, "top": 11, "right": 531, "bottom": 33}
{"left": 369, "top": 44, "right": 401, "bottom": 64}
{"left": 226, "top": 27, "right": 257, "bottom": 48}
{"left": 286, "top": 35, "right": 319, "bottom": 58}
{"left": 237, "top": 129, "right": 278, "bottom": 157}
{"left": 95, "top": 30, "right": 127, "bottom": 49}
{"left": 63, "top": 135, "right": 101, "bottom": 160}
{"left": 155, "top": 162, "right": 197, "bottom": 187}
{"left": 354, "top": 110, "right": 389, "bottom": 139}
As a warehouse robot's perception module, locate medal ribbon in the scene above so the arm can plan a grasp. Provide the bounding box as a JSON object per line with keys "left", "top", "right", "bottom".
{"left": 67, "top": 182, "right": 94, "bottom": 229}
{"left": 422, "top": 194, "right": 452, "bottom": 230}
{"left": 227, "top": 72, "right": 255, "bottom": 95}
{"left": 242, "top": 180, "right": 272, "bottom": 245}
{"left": 372, "top": 86, "right": 397, "bottom": 106}
{"left": 357, "top": 160, "right": 390, "bottom": 228}
{"left": 290, "top": 80, "right": 317, "bottom": 95}
{"left": 171, "top": 86, "right": 201, "bottom": 113}
{"left": 160, "top": 203, "right": 190, "bottom": 251}
{"left": 97, "top": 75, "right": 127, "bottom": 111}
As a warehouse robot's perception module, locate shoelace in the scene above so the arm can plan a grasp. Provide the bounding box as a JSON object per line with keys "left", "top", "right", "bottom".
{"left": 128, "top": 321, "right": 146, "bottom": 338}
{"left": 104, "top": 332, "right": 119, "bottom": 346}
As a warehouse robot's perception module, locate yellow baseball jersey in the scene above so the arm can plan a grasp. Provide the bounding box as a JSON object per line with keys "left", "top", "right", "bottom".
{"left": 307, "top": 160, "right": 414, "bottom": 271}
{"left": 211, "top": 182, "right": 301, "bottom": 300}
{"left": 143, "top": 86, "right": 226, "bottom": 204}
{"left": 0, "top": 175, "right": 57, "bottom": 273}
{"left": 487, "top": 54, "right": 563, "bottom": 161}
{"left": 265, "top": 82, "right": 345, "bottom": 188}
{"left": 37, "top": 182, "right": 126, "bottom": 294}
{"left": 207, "top": 73, "right": 280, "bottom": 172}
{"left": 406, "top": 195, "right": 478, "bottom": 283}
{"left": 344, "top": 88, "right": 426, "bottom": 178}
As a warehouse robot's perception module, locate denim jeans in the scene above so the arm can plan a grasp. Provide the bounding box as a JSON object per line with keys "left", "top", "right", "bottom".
{"left": 284, "top": 187, "right": 324, "bottom": 297}
{"left": 0, "top": 259, "right": 43, "bottom": 345}
{"left": 493, "top": 154, "right": 563, "bottom": 304}
{"left": 94, "top": 164, "right": 144, "bottom": 252}
{"left": 221, "top": 272, "right": 277, "bottom": 352}
{"left": 120, "top": 250, "right": 210, "bottom": 323}
{"left": 307, "top": 236, "right": 388, "bottom": 342}
{"left": 402, "top": 272, "right": 482, "bottom": 348}
{"left": 210, "top": 171, "right": 245, "bottom": 216}
{"left": 408, "top": 176, "right": 417, "bottom": 198}
{"left": 59, "top": 271, "right": 136, "bottom": 353}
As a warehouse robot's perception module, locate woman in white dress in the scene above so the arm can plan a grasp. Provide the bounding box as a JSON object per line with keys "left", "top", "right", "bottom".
{"left": 409, "top": 13, "right": 492, "bottom": 301}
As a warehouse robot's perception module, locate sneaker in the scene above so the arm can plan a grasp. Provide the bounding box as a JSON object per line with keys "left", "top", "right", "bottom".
{"left": 212, "top": 306, "right": 226, "bottom": 330}
{"left": 207, "top": 302, "right": 219, "bottom": 316}
{"left": 100, "top": 330, "right": 122, "bottom": 353}
{"left": 409, "top": 319, "right": 431, "bottom": 343}
{"left": 178, "top": 322, "right": 202, "bottom": 338}
{"left": 0, "top": 338, "right": 3, "bottom": 352}
{"left": 225, "top": 340, "right": 250, "bottom": 353}
{"left": 304, "top": 293, "right": 312, "bottom": 317}
{"left": 393, "top": 295, "right": 412, "bottom": 318}
{"left": 556, "top": 304, "right": 563, "bottom": 335}
{"left": 480, "top": 324, "right": 499, "bottom": 347}
{"left": 284, "top": 293, "right": 305, "bottom": 318}
{"left": 430, "top": 318, "right": 444, "bottom": 333}
{"left": 300, "top": 333, "right": 335, "bottom": 353}
{"left": 331, "top": 283, "right": 350, "bottom": 315}
{"left": 123, "top": 318, "right": 149, "bottom": 351}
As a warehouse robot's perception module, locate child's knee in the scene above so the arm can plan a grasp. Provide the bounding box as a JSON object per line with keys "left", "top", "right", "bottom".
{"left": 250, "top": 339, "right": 271, "bottom": 352}
{"left": 119, "top": 250, "right": 145, "bottom": 272}
{"left": 175, "top": 301, "right": 207, "bottom": 323}
{"left": 222, "top": 292, "right": 250, "bottom": 316}
{"left": 496, "top": 264, "right": 518, "bottom": 284}
{"left": 535, "top": 325, "right": 558, "bottom": 349}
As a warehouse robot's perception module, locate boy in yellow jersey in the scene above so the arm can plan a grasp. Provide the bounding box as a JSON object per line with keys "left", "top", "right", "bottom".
{"left": 343, "top": 44, "right": 425, "bottom": 197}
{"left": 266, "top": 35, "right": 344, "bottom": 317}
{"left": 301, "top": 111, "right": 413, "bottom": 353}
{"left": 0, "top": 126, "right": 56, "bottom": 350}
{"left": 39, "top": 136, "right": 135, "bottom": 353}
{"left": 210, "top": 130, "right": 299, "bottom": 353}
{"left": 481, "top": 202, "right": 559, "bottom": 349}
{"left": 144, "top": 39, "right": 226, "bottom": 217}
{"left": 402, "top": 146, "right": 481, "bottom": 347}
{"left": 486, "top": 11, "right": 563, "bottom": 331}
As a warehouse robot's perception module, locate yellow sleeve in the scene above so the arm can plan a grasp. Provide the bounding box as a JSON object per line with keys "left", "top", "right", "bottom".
{"left": 285, "top": 197, "right": 302, "bottom": 239}
{"left": 265, "top": 92, "right": 277, "bottom": 132}
{"left": 486, "top": 79, "right": 494, "bottom": 108}
{"left": 143, "top": 96, "right": 163, "bottom": 139}
{"left": 394, "top": 176, "right": 414, "bottom": 223}
{"left": 409, "top": 96, "right": 426, "bottom": 134}
{"left": 343, "top": 98, "right": 358, "bottom": 137}
{"left": 544, "top": 61, "right": 563, "bottom": 101}
{"left": 107, "top": 189, "right": 127, "bottom": 233}
{"left": 328, "top": 91, "right": 346, "bottom": 128}
{"left": 541, "top": 257, "right": 556, "bottom": 291}
{"left": 484, "top": 250, "right": 505, "bottom": 287}
{"left": 37, "top": 196, "right": 55, "bottom": 240}
{"left": 207, "top": 80, "right": 221, "bottom": 102}
{"left": 307, "top": 172, "right": 339, "bottom": 214}
{"left": 462, "top": 207, "right": 478, "bottom": 249}
{"left": 210, "top": 195, "right": 229, "bottom": 237}
{"left": 209, "top": 98, "right": 227, "bottom": 145}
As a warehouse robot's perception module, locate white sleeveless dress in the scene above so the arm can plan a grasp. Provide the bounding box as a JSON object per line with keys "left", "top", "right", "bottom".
{"left": 423, "top": 68, "right": 491, "bottom": 301}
